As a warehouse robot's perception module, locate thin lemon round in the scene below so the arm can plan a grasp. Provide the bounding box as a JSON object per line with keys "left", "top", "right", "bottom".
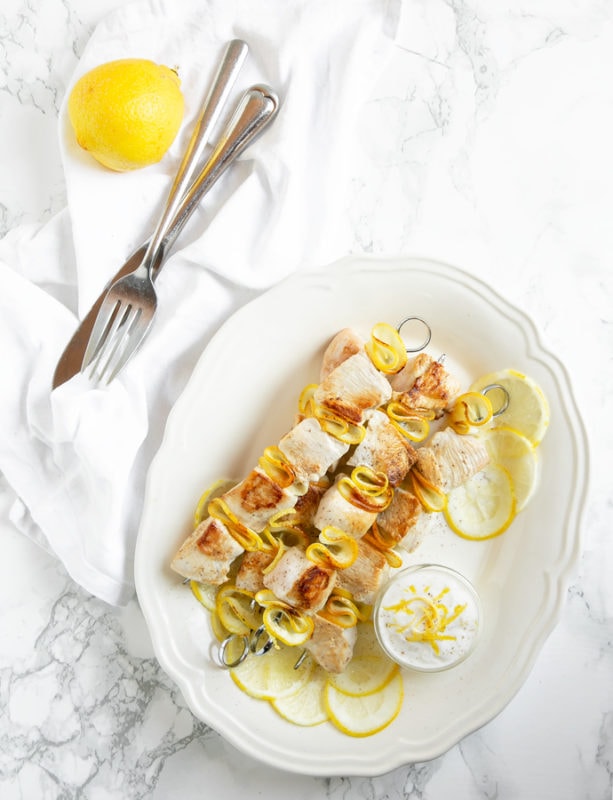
{"left": 271, "top": 666, "right": 329, "bottom": 726}
{"left": 470, "top": 369, "right": 550, "bottom": 445}
{"left": 230, "top": 645, "right": 313, "bottom": 700}
{"left": 328, "top": 656, "right": 398, "bottom": 697}
{"left": 68, "top": 58, "right": 184, "bottom": 171}
{"left": 482, "top": 426, "right": 539, "bottom": 511}
{"left": 444, "top": 463, "right": 516, "bottom": 540}
{"left": 324, "top": 671, "right": 403, "bottom": 737}
{"left": 189, "top": 579, "right": 217, "bottom": 612}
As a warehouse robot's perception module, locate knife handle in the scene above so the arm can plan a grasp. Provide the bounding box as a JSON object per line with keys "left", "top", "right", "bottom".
{"left": 152, "top": 84, "right": 280, "bottom": 273}
{"left": 144, "top": 39, "right": 249, "bottom": 269}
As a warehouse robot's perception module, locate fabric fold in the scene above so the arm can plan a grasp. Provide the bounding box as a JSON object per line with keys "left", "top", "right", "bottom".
{"left": 0, "top": 0, "right": 397, "bottom": 605}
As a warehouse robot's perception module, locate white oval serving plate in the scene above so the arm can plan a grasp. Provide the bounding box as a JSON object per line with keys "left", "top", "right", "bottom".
{"left": 134, "top": 255, "right": 588, "bottom": 776}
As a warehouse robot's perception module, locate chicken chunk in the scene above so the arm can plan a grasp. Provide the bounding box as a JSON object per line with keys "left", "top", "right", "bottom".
{"left": 263, "top": 546, "right": 336, "bottom": 612}
{"left": 305, "top": 614, "right": 358, "bottom": 673}
{"left": 336, "top": 538, "right": 389, "bottom": 604}
{"left": 376, "top": 485, "right": 423, "bottom": 551}
{"left": 278, "top": 417, "right": 349, "bottom": 484}
{"left": 396, "top": 508, "right": 436, "bottom": 553}
{"left": 170, "top": 517, "right": 244, "bottom": 584}
{"left": 313, "top": 475, "right": 378, "bottom": 539}
{"left": 293, "top": 480, "right": 329, "bottom": 527}
{"left": 347, "top": 409, "right": 417, "bottom": 487}
{"left": 234, "top": 549, "right": 276, "bottom": 594}
{"left": 389, "top": 353, "right": 460, "bottom": 416}
{"left": 415, "top": 428, "right": 490, "bottom": 492}
{"left": 221, "top": 467, "right": 296, "bottom": 533}
{"left": 314, "top": 352, "right": 392, "bottom": 425}
{"left": 319, "top": 328, "right": 365, "bottom": 381}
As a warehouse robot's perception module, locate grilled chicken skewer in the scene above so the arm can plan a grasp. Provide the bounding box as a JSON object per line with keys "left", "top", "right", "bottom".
{"left": 171, "top": 324, "right": 487, "bottom": 675}
{"left": 170, "top": 341, "right": 393, "bottom": 584}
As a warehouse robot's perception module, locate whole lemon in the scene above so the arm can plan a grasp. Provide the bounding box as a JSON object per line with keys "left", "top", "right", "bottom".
{"left": 67, "top": 58, "right": 184, "bottom": 171}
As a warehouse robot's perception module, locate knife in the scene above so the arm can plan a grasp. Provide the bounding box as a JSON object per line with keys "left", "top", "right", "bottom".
{"left": 52, "top": 39, "right": 249, "bottom": 389}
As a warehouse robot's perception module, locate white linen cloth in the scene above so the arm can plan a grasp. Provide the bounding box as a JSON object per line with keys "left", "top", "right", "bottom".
{"left": 0, "top": 0, "right": 397, "bottom": 605}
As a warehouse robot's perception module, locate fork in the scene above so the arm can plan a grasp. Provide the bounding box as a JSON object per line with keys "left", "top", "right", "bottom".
{"left": 84, "top": 83, "right": 279, "bottom": 384}
{"left": 82, "top": 40, "right": 249, "bottom": 383}
{"left": 81, "top": 50, "right": 278, "bottom": 384}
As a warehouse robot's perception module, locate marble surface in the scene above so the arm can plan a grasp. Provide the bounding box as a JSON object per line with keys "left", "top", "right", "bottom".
{"left": 2, "top": 1, "right": 612, "bottom": 798}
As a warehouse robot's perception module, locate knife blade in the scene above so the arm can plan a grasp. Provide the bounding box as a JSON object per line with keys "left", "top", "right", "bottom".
{"left": 52, "top": 39, "right": 249, "bottom": 390}
{"left": 52, "top": 84, "right": 278, "bottom": 390}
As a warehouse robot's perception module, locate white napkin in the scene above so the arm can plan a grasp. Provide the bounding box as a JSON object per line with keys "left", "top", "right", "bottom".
{"left": 0, "top": 0, "right": 397, "bottom": 605}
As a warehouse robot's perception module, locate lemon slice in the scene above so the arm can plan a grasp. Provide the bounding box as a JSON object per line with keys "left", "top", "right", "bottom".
{"left": 444, "top": 463, "right": 516, "bottom": 540}
{"left": 324, "top": 671, "right": 404, "bottom": 737}
{"left": 470, "top": 369, "right": 550, "bottom": 445}
{"left": 328, "top": 656, "right": 398, "bottom": 696}
{"left": 189, "top": 579, "right": 217, "bottom": 611}
{"left": 482, "top": 426, "right": 539, "bottom": 511}
{"left": 271, "top": 666, "right": 329, "bottom": 726}
{"left": 230, "top": 645, "right": 313, "bottom": 700}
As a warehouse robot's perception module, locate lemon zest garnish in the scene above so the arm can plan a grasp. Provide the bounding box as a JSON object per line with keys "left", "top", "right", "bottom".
{"left": 254, "top": 588, "right": 285, "bottom": 608}
{"left": 364, "top": 520, "right": 397, "bottom": 551}
{"left": 260, "top": 533, "right": 288, "bottom": 575}
{"left": 298, "top": 384, "right": 366, "bottom": 444}
{"left": 337, "top": 466, "right": 393, "bottom": 513}
{"left": 254, "top": 590, "right": 314, "bottom": 646}
{"left": 389, "top": 400, "right": 437, "bottom": 421}
{"left": 258, "top": 446, "right": 296, "bottom": 489}
{"left": 386, "top": 401, "right": 431, "bottom": 442}
{"left": 362, "top": 522, "right": 403, "bottom": 568}
{"left": 365, "top": 322, "right": 408, "bottom": 374}
{"left": 306, "top": 526, "right": 359, "bottom": 570}
{"left": 264, "top": 508, "right": 311, "bottom": 549}
{"left": 448, "top": 392, "right": 493, "bottom": 434}
{"left": 409, "top": 470, "right": 447, "bottom": 513}
{"left": 350, "top": 465, "right": 390, "bottom": 497}
{"left": 298, "top": 383, "right": 318, "bottom": 417}
{"left": 208, "top": 497, "right": 269, "bottom": 552}
{"left": 313, "top": 406, "right": 366, "bottom": 445}
{"left": 318, "top": 591, "right": 363, "bottom": 628}
{"left": 384, "top": 584, "right": 467, "bottom": 655}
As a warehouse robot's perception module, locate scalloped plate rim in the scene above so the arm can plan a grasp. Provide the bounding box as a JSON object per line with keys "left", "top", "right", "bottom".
{"left": 134, "top": 254, "right": 588, "bottom": 776}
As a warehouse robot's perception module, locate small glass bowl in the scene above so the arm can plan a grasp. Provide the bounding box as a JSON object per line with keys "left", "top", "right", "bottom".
{"left": 374, "top": 563, "right": 482, "bottom": 673}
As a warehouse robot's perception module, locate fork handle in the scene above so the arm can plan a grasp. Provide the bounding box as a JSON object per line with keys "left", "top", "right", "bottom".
{"left": 143, "top": 39, "right": 249, "bottom": 269}
{"left": 150, "top": 84, "right": 280, "bottom": 276}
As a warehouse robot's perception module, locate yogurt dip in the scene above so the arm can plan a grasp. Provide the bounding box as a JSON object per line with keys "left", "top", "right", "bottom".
{"left": 374, "top": 564, "right": 481, "bottom": 672}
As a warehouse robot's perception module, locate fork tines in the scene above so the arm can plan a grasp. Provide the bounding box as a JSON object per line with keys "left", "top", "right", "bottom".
{"left": 82, "top": 298, "right": 151, "bottom": 384}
